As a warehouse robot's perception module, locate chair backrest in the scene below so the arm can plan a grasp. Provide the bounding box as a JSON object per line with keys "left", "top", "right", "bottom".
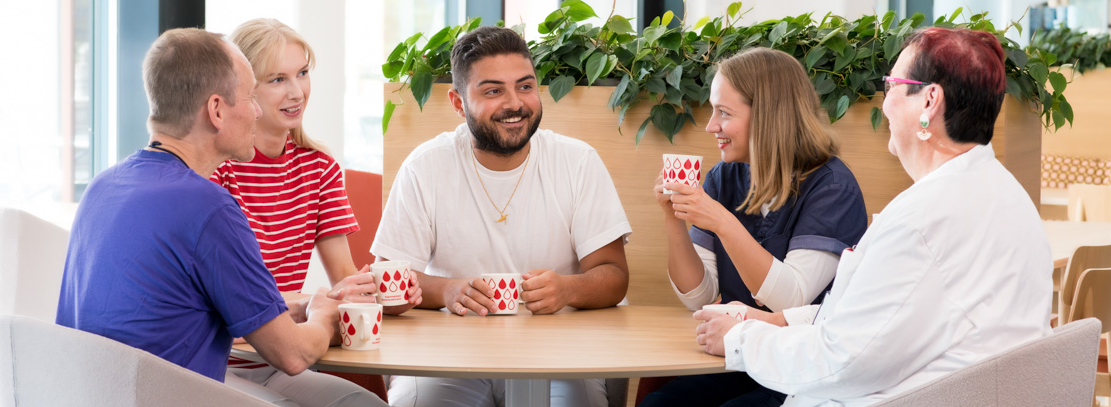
{"left": 1068, "top": 268, "right": 1111, "bottom": 335}
{"left": 1059, "top": 245, "right": 1111, "bottom": 324}
{"left": 0, "top": 208, "right": 70, "bottom": 322}
{"left": 872, "top": 318, "right": 1101, "bottom": 407}
{"left": 344, "top": 169, "right": 383, "bottom": 268}
{"left": 0, "top": 315, "right": 271, "bottom": 407}
{"left": 1068, "top": 184, "right": 1111, "bottom": 221}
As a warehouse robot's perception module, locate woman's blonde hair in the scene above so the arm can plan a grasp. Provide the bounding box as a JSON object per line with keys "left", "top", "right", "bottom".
{"left": 230, "top": 18, "right": 327, "bottom": 153}
{"left": 716, "top": 47, "right": 839, "bottom": 215}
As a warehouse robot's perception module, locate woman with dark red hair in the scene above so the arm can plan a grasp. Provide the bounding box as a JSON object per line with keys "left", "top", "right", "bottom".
{"left": 689, "top": 27, "right": 1053, "bottom": 406}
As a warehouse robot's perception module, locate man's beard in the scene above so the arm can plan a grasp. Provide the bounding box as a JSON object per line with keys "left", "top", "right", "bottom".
{"left": 466, "top": 105, "right": 543, "bottom": 157}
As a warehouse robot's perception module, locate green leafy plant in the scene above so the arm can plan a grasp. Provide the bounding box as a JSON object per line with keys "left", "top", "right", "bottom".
{"left": 383, "top": 2, "right": 1073, "bottom": 141}
{"left": 1029, "top": 26, "right": 1111, "bottom": 74}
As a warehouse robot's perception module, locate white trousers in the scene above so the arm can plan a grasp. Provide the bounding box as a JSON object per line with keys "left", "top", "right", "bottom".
{"left": 226, "top": 366, "right": 387, "bottom": 407}
{"left": 388, "top": 376, "right": 608, "bottom": 407}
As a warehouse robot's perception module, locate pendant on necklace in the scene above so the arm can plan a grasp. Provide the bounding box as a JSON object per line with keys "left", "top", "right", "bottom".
{"left": 496, "top": 214, "right": 507, "bottom": 223}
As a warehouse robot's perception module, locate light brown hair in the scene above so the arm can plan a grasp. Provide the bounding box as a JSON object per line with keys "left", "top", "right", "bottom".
{"left": 716, "top": 47, "right": 839, "bottom": 214}
{"left": 230, "top": 18, "right": 327, "bottom": 153}
{"left": 143, "top": 28, "right": 238, "bottom": 137}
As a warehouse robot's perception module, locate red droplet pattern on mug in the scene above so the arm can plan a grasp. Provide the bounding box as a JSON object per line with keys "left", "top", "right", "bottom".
{"left": 663, "top": 156, "right": 702, "bottom": 187}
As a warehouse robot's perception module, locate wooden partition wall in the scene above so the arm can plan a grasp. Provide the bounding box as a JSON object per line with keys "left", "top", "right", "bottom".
{"left": 1042, "top": 68, "right": 1111, "bottom": 158}
{"left": 382, "top": 83, "right": 1041, "bottom": 308}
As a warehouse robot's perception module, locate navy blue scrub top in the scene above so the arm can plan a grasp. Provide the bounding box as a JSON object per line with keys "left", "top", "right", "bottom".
{"left": 689, "top": 157, "right": 868, "bottom": 309}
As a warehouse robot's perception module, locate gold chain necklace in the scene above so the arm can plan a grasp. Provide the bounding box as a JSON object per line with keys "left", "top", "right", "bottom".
{"left": 470, "top": 148, "right": 530, "bottom": 223}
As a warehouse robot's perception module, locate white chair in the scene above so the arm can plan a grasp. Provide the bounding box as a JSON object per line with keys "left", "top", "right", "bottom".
{"left": 872, "top": 318, "right": 1101, "bottom": 406}
{"left": 1, "top": 314, "right": 271, "bottom": 406}
{"left": 0, "top": 207, "right": 70, "bottom": 322}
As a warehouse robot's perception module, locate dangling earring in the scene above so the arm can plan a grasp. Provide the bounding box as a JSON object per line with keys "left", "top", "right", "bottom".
{"left": 917, "top": 112, "right": 932, "bottom": 141}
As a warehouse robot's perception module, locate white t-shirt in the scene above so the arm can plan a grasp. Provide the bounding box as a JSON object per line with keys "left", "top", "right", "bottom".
{"left": 372, "top": 124, "right": 632, "bottom": 280}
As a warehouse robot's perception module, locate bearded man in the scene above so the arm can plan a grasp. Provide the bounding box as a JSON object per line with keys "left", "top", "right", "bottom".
{"left": 370, "top": 26, "right": 632, "bottom": 407}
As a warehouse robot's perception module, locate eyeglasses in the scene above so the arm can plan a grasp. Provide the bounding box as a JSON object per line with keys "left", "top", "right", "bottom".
{"left": 882, "top": 76, "right": 932, "bottom": 94}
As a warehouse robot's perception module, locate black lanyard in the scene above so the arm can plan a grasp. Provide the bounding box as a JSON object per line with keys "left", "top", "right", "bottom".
{"left": 148, "top": 141, "right": 188, "bottom": 168}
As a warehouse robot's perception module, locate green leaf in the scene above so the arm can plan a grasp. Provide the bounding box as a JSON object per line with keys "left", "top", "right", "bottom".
{"left": 693, "top": 16, "right": 711, "bottom": 31}
{"left": 1060, "top": 99, "right": 1074, "bottom": 125}
{"left": 643, "top": 25, "right": 666, "bottom": 45}
{"left": 646, "top": 78, "right": 667, "bottom": 94}
{"left": 403, "top": 32, "right": 422, "bottom": 47}
{"left": 727, "top": 2, "right": 742, "bottom": 19}
{"left": 1053, "top": 109, "right": 1065, "bottom": 131}
{"left": 1006, "top": 48, "right": 1028, "bottom": 69}
{"left": 680, "top": 78, "right": 702, "bottom": 100}
{"left": 608, "top": 74, "right": 631, "bottom": 109}
{"left": 805, "top": 45, "right": 827, "bottom": 70}
{"left": 636, "top": 116, "right": 652, "bottom": 146}
{"left": 652, "top": 104, "right": 680, "bottom": 142}
{"left": 948, "top": 7, "right": 963, "bottom": 23}
{"left": 422, "top": 26, "right": 452, "bottom": 54}
{"left": 382, "top": 61, "right": 404, "bottom": 78}
{"left": 660, "top": 32, "right": 683, "bottom": 50}
{"left": 884, "top": 34, "right": 904, "bottom": 60}
{"left": 411, "top": 71, "right": 433, "bottom": 111}
{"left": 561, "top": 0, "right": 598, "bottom": 21}
{"left": 387, "top": 43, "right": 407, "bottom": 62}
{"left": 769, "top": 21, "right": 788, "bottom": 45}
{"left": 833, "top": 95, "right": 851, "bottom": 121}
{"left": 813, "top": 73, "right": 836, "bottom": 95}
{"left": 535, "top": 62, "right": 555, "bottom": 83}
{"left": 665, "top": 87, "right": 683, "bottom": 105}
{"left": 606, "top": 15, "right": 634, "bottom": 34}
{"left": 601, "top": 55, "right": 618, "bottom": 79}
{"left": 833, "top": 50, "right": 854, "bottom": 72}
{"left": 662, "top": 10, "right": 675, "bottom": 27}
{"left": 382, "top": 100, "right": 396, "bottom": 134}
{"left": 1027, "top": 61, "right": 1048, "bottom": 84}
{"left": 548, "top": 74, "right": 576, "bottom": 102}
{"left": 1048, "top": 71, "right": 1067, "bottom": 94}
{"left": 585, "top": 52, "right": 607, "bottom": 85}
{"left": 870, "top": 106, "right": 884, "bottom": 130}
{"left": 666, "top": 65, "right": 684, "bottom": 89}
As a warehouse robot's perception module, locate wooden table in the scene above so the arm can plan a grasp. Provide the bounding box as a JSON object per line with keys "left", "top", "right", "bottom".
{"left": 231, "top": 305, "right": 725, "bottom": 407}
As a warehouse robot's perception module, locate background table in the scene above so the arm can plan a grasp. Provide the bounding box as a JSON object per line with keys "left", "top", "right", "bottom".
{"left": 232, "top": 305, "right": 726, "bottom": 407}
{"left": 1043, "top": 220, "right": 1111, "bottom": 274}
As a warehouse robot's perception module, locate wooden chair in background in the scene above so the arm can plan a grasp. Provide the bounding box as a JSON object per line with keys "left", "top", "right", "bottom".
{"left": 1064, "top": 268, "right": 1111, "bottom": 406}
{"left": 318, "top": 169, "right": 389, "bottom": 402}
{"left": 1068, "top": 184, "right": 1111, "bottom": 222}
{"left": 1058, "top": 245, "right": 1111, "bottom": 326}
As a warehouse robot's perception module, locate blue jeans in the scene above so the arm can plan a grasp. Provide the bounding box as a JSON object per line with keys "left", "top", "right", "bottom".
{"left": 638, "top": 372, "right": 786, "bottom": 407}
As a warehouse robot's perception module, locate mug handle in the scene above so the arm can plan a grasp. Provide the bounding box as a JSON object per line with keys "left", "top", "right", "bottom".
{"left": 359, "top": 313, "right": 369, "bottom": 342}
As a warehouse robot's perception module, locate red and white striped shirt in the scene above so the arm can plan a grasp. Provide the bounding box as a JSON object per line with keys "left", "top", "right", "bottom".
{"left": 211, "top": 138, "right": 360, "bottom": 291}
{"left": 211, "top": 138, "right": 360, "bottom": 369}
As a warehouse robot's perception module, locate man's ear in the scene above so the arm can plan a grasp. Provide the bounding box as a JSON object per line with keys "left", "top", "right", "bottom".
{"left": 206, "top": 94, "right": 224, "bottom": 131}
{"left": 447, "top": 88, "right": 466, "bottom": 119}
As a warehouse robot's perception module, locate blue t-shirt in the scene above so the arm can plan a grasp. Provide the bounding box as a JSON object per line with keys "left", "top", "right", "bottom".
{"left": 690, "top": 157, "right": 867, "bottom": 308}
{"left": 56, "top": 150, "right": 288, "bottom": 382}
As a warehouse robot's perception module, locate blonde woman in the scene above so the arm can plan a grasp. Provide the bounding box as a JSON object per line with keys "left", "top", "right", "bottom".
{"left": 212, "top": 18, "right": 413, "bottom": 407}
{"left": 644, "top": 48, "right": 868, "bottom": 406}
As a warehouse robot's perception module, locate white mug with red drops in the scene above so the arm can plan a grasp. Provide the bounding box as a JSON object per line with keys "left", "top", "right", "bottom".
{"left": 662, "top": 154, "right": 703, "bottom": 194}
{"left": 371, "top": 261, "right": 412, "bottom": 306}
{"left": 657, "top": 154, "right": 702, "bottom": 194}
{"left": 481, "top": 273, "right": 523, "bottom": 315}
{"left": 339, "top": 303, "right": 383, "bottom": 350}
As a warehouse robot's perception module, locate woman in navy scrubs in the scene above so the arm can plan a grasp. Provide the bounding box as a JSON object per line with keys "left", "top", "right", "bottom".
{"left": 643, "top": 48, "right": 868, "bottom": 407}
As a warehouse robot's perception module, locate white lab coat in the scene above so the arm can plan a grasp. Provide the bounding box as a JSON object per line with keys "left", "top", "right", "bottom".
{"left": 722, "top": 143, "right": 1053, "bottom": 407}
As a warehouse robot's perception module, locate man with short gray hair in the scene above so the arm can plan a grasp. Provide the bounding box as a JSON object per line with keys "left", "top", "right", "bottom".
{"left": 56, "top": 28, "right": 385, "bottom": 407}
